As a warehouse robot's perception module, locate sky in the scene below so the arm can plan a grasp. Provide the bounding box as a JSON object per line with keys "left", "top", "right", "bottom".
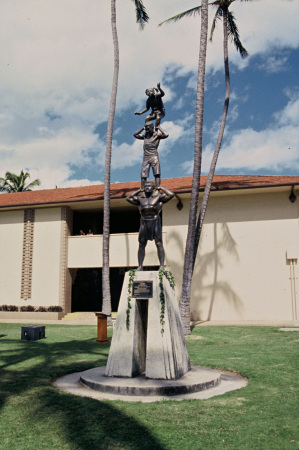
{"left": 0, "top": 0, "right": 298, "bottom": 190}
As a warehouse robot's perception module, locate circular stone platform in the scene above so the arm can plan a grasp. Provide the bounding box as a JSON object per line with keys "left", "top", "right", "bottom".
{"left": 80, "top": 366, "right": 221, "bottom": 397}
{"left": 53, "top": 366, "right": 247, "bottom": 402}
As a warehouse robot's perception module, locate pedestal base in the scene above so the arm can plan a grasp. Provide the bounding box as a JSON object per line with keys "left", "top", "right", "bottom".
{"left": 105, "top": 271, "right": 190, "bottom": 380}
{"left": 81, "top": 366, "right": 220, "bottom": 396}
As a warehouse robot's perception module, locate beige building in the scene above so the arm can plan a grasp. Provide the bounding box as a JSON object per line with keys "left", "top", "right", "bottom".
{"left": 0, "top": 175, "right": 298, "bottom": 323}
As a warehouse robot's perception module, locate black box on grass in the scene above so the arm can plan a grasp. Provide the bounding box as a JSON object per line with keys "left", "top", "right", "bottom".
{"left": 21, "top": 326, "right": 46, "bottom": 341}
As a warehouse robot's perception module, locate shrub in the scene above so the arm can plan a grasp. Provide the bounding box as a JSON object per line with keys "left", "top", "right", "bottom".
{"left": 35, "top": 306, "right": 48, "bottom": 312}
{"left": 0, "top": 305, "right": 19, "bottom": 311}
{"left": 47, "top": 306, "right": 63, "bottom": 312}
{"left": 0, "top": 305, "right": 63, "bottom": 313}
{"left": 20, "top": 305, "right": 35, "bottom": 312}
{"left": 9, "top": 305, "right": 19, "bottom": 311}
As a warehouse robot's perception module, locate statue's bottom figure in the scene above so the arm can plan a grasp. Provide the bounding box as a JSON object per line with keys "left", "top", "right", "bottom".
{"left": 126, "top": 181, "right": 174, "bottom": 271}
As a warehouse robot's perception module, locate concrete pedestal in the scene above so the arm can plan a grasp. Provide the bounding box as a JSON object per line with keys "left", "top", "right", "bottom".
{"left": 105, "top": 271, "right": 190, "bottom": 380}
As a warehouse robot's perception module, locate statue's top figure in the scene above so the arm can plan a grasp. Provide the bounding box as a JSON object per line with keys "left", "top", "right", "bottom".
{"left": 135, "top": 82, "right": 165, "bottom": 130}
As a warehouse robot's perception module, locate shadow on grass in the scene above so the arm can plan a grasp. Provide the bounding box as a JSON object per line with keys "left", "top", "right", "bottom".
{"left": 34, "top": 388, "right": 165, "bottom": 449}
{"left": 0, "top": 329, "right": 166, "bottom": 449}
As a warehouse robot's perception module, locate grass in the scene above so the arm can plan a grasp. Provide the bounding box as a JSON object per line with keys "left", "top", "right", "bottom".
{"left": 0, "top": 324, "right": 298, "bottom": 449}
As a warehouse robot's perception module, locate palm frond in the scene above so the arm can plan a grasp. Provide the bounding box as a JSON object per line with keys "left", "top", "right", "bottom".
{"left": 5, "top": 171, "right": 18, "bottom": 182}
{"left": 0, "top": 178, "right": 9, "bottom": 193}
{"left": 227, "top": 10, "right": 248, "bottom": 58}
{"left": 159, "top": 6, "right": 201, "bottom": 27}
{"left": 132, "top": 0, "right": 149, "bottom": 29}
{"left": 209, "top": 6, "right": 223, "bottom": 41}
{"left": 25, "top": 179, "right": 41, "bottom": 191}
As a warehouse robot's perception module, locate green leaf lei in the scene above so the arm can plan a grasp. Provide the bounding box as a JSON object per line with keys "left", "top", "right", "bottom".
{"left": 126, "top": 268, "right": 137, "bottom": 330}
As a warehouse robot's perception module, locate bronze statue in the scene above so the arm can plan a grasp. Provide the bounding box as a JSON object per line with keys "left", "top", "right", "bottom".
{"left": 135, "top": 82, "right": 165, "bottom": 129}
{"left": 126, "top": 181, "right": 174, "bottom": 271}
{"left": 134, "top": 123, "right": 168, "bottom": 190}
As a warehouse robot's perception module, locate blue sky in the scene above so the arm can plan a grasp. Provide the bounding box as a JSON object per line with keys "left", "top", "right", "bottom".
{"left": 0, "top": 0, "right": 298, "bottom": 189}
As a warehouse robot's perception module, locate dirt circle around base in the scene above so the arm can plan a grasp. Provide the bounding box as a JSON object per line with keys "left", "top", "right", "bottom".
{"left": 53, "top": 366, "right": 248, "bottom": 402}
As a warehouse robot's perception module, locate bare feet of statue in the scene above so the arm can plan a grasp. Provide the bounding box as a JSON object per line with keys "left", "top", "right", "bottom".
{"left": 136, "top": 266, "right": 143, "bottom": 271}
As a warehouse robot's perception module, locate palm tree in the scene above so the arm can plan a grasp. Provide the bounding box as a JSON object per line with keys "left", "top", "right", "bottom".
{"left": 102, "top": 0, "right": 149, "bottom": 324}
{"left": 192, "top": 1, "right": 249, "bottom": 273}
{"left": 160, "top": 0, "right": 210, "bottom": 335}
{"left": 0, "top": 170, "right": 41, "bottom": 193}
{"left": 160, "top": 0, "right": 249, "bottom": 334}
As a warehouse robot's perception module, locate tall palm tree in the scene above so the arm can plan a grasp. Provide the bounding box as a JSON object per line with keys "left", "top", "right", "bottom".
{"left": 102, "top": 0, "right": 149, "bottom": 324}
{"left": 192, "top": 1, "right": 249, "bottom": 273}
{"left": 160, "top": 0, "right": 249, "bottom": 334}
{"left": 0, "top": 170, "right": 41, "bottom": 193}
{"left": 160, "top": 0, "right": 209, "bottom": 335}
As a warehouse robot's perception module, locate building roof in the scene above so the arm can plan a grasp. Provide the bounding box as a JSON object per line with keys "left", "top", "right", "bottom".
{"left": 0, "top": 175, "right": 298, "bottom": 209}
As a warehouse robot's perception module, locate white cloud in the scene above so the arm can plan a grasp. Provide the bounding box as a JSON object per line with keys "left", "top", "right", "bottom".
{"left": 274, "top": 95, "right": 299, "bottom": 126}
{"left": 0, "top": 0, "right": 298, "bottom": 187}
{"left": 216, "top": 125, "right": 299, "bottom": 172}
{"left": 58, "top": 178, "right": 103, "bottom": 189}
{"left": 182, "top": 95, "right": 299, "bottom": 174}
{"left": 227, "top": 105, "right": 239, "bottom": 123}
{"left": 258, "top": 55, "right": 289, "bottom": 73}
{"left": 111, "top": 140, "right": 143, "bottom": 170}
{"left": 0, "top": 127, "right": 100, "bottom": 188}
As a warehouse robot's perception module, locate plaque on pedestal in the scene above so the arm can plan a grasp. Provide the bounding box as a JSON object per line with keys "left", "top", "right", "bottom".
{"left": 132, "top": 281, "right": 153, "bottom": 299}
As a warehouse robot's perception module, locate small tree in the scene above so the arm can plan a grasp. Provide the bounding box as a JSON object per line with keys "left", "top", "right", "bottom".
{"left": 0, "top": 170, "right": 41, "bottom": 193}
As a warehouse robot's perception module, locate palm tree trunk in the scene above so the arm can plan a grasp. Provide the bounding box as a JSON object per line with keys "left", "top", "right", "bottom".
{"left": 192, "top": 7, "right": 230, "bottom": 273}
{"left": 179, "top": 0, "right": 209, "bottom": 335}
{"left": 102, "top": 0, "right": 119, "bottom": 325}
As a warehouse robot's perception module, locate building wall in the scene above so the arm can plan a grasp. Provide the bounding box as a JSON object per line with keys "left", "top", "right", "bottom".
{"left": 67, "top": 233, "right": 163, "bottom": 268}
{"left": 30, "top": 208, "right": 64, "bottom": 307}
{"left": 0, "top": 210, "right": 24, "bottom": 304}
{"left": 1, "top": 187, "right": 298, "bottom": 322}
{"left": 164, "top": 190, "right": 299, "bottom": 321}
{"left": 0, "top": 207, "right": 72, "bottom": 311}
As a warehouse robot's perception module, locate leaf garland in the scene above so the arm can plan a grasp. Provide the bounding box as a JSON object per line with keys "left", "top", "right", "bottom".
{"left": 126, "top": 268, "right": 137, "bottom": 329}
{"left": 158, "top": 269, "right": 175, "bottom": 335}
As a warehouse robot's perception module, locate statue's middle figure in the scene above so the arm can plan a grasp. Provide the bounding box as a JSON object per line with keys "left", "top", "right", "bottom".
{"left": 134, "top": 123, "right": 168, "bottom": 190}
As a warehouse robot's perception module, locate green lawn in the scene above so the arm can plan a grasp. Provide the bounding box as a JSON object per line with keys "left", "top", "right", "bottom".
{"left": 0, "top": 324, "right": 298, "bottom": 450}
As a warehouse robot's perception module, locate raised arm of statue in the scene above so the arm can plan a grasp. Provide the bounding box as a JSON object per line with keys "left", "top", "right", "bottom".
{"left": 133, "top": 126, "right": 145, "bottom": 140}
{"left": 126, "top": 189, "right": 142, "bottom": 205}
{"left": 156, "top": 125, "right": 169, "bottom": 140}
{"left": 156, "top": 82, "right": 165, "bottom": 97}
{"left": 158, "top": 186, "right": 175, "bottom": 203}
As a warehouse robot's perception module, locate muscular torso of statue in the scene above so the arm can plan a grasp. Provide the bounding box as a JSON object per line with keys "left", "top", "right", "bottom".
{"left": 143, "top": 135, "right": 160, "bottom": 157}
{"left": 126, "top": 183, "right": 174, "bottom": 271}
{"left": 138, "top": 193, "right": 162, "bottom": 219}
